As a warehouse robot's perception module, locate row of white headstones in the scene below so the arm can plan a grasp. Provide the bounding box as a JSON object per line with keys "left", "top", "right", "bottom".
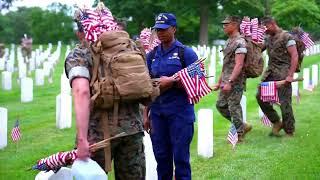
{"left": 0, "top": 43, "right": 319, "bottom": 180}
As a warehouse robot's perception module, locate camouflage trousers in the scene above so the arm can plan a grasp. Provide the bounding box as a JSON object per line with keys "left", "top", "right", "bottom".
{"left": 89, "top": 132, "right": 145, "bottom": 180}
{"left": 256, "top": 83, "right": 295, "bottom": 134}
{"left": 216, "top": 85, "right": 244, "bottom": 134}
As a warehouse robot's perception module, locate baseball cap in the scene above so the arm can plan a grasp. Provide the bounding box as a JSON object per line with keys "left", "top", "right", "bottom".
{"left": 221, "top": 16, "right": 241, "bottom": 24}
{"left": 153, "top": 13, "right": 177, "bottom": 29}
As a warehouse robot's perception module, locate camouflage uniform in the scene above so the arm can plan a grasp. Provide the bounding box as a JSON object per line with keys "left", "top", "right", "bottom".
{"left": 21, "top": 38, "right": 32, "bottom": 61}
{"left": 65, "top": 44, "right": 145, "bottom": 180}
{"left": 216, "top": 34, "right": 247, "bottom": 134}
{"left": 256, "top": 29, "right": 296, "bottom": 134}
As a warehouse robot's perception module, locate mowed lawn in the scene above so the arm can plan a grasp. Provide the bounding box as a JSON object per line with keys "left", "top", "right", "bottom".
{"left": 0, "top": 45, "right": 320, "bottom": 179}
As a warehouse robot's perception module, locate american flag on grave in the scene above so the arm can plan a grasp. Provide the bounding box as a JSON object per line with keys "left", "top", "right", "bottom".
{"left": 261, "top": 114, "right": 272, "bottom": 127}
{"left": 299, "top": 32, "right": 314, "bottom": 49}
{"left": 227, "top": 124, "right": 238, "bottom": 148}
{"left": 11, "top": 120, "right": 21, "bottom": 142}
{"left": 260, "top": 81, "right": 279, "bottom": 104}
{"left": 176, "top": 61, "right": 212, "bottom": 104}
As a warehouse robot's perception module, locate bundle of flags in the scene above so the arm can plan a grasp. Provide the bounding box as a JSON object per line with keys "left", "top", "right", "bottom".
{"left": 240, "top": 17, "right": 266, "bottom": 43}
{"left": 227, "top": 125, "right": 238, "bottom": 149}
{"left": 175, "top": 59, "right": 212, "bottom": 104}
{"left": 11, "top": 120, "right": 21, "bottom": 142}
{"left": 78, "top": 4, "right": 119, "bottom": 42}
{"left": 139, "top": 28, "right": 161, "bottom": 53}
{"left": 260, "top": 81, "right": 280, "bottom": 104}
{"left": 32, "top": 150, "right": 77, "bottom": 172}
{"left": 299, "top": 31, "right": 314, "bottom": 49}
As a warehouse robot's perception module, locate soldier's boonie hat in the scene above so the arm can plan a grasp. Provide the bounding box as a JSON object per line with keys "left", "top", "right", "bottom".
{"left": 153, "top": 13, "right": 177, "bottom": 29}
{"left": 221, "top": 16, "right": 241, "bottom": 24}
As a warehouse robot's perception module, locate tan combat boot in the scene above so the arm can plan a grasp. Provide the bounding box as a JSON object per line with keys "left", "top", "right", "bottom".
{"left": 238, "top": 123, "right": 253, "bottom": 142}
{"left": 269, "top": 121, "right": 282, "bottom": 137}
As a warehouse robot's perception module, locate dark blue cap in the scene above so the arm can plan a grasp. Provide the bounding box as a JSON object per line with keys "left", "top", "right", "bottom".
{"left": 153, "top": 13, "right": 177, "bottom": 29}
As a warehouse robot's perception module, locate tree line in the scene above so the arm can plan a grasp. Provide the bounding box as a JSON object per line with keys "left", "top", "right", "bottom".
{"left": 0, "top": 0, "right": 320, "bottom": 45}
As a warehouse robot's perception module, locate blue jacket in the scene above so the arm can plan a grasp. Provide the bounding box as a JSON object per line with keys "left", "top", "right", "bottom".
{"left": 146, "top": 40, "right": 198, "bottom": 123}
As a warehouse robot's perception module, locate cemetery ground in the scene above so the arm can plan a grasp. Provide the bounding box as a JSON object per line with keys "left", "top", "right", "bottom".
{"left": 0, "top": 45, "right": 320, "bottom": 179}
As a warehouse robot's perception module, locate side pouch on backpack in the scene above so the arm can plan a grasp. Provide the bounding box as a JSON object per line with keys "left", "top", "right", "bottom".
{"left": 244, "top": 37, "right": 264, "bottom": 78}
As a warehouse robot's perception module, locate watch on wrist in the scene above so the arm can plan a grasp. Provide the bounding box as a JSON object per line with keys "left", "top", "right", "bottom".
{"left": 227, "top": 79, "right": 234, "bottom": 84}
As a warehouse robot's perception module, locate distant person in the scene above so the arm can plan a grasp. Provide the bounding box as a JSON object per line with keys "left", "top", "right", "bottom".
{"left": 213, "top": 16, "right": 252, "bottom": 142}
{"left": 256, "top": 17, "right": 298, "bottom": 137}
{"left": 21, "top": 34, "right": 32, "bottom": 61}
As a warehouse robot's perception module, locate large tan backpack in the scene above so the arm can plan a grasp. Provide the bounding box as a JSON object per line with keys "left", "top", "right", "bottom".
{"left": 243, "top": 36, "right": 264, "bottom": 78}
{"left": 90, "top": 30, "right": 153, "bottom": 110}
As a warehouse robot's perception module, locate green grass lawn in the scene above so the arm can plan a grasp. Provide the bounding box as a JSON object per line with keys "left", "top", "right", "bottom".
{"left": 0, "top": 45, "right": 319, "bottom": 179}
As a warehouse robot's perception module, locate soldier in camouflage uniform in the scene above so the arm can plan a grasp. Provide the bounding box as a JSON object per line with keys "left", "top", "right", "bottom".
{"left": 64, "top": 16, "right": 145, "bottom": 180}
{"left": 213, "top": 16, "right": 252, "bottom": 142}
{"left": 21, "top": 35, "right": 32, "bottom": 61}
{"left": 257, "top": 17, "right": 298, "bottom": 137}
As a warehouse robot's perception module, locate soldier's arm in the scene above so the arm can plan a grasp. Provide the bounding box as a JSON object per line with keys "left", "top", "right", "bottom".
{"left": 229, "top": 53, "right": 245, "bottom": 82}
{"left": 65, "top": 47, "right": 91, "bottom": 159}
{"left": 229, "top": 39, "right": 246, "bottom": 82}
{"left": 72, "top": 78, "right": 90, "bottom": 159}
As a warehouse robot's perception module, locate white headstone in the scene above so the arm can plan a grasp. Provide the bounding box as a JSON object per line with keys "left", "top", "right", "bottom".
{"left": 292, "top": 73, "right": 299, "bottom": 96}
{"left": 312, "top": 64, "right": 318, "bottom": 87}
{"left": 19, "top": 62, "right": 27, "bottom": 79}
{"left": 197, "top": 109, "right": 213, "bottom": 158}
{"left": 43, "top": 62, "right": 51, "bottom": 76}
{"left": 21, "top": 78, "right": 33, "bottom": 103}
{"left": 303, "top": 68, "right": 310, "bottom": 90}
{"left": 2, "top": 71, "right": 12, "bottom": 90}
{"left": 61, "top": 73, "right": 71, "bottom": 95}
{"left": 258, "top": 107, "right": 264, "bottom": 118}
{"left": 0, "top": 57, "right": 5, "bottom": 70}
{"left": 0, "top": 107, "right": 8, "bottom": 149}
{"left": 143, "top": 131, "right": 158, "bottom": 180}
{"left": 35, "top": 69, "right": 45, "bottom": 86}
{"left": 240, "top": 95, "right": 247, "bottom": 123}
{"left": 56, "top": 93, "right": 72, "bottom": 129}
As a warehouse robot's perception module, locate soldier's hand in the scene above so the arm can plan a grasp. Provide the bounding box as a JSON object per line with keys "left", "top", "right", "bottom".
{"left": 77, "top": 139, "right": 90, "bottom": 160}
{"left": 212, "top": 83, "right": 221, "bottom": 91}
{"left": 143, "top": 109, "right": 152, "bottom": 134}
{"left": 159, "top": 76, "right": 175, "bottom": 92}
{"left": 285, "top": 76, "right": 294, "bottom": 84}
{"left": 222, "top": 82, "right": 232, "bottom": 93}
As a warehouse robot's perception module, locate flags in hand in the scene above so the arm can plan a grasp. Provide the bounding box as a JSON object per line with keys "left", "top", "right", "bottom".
{"left": 227, "top": 124, "right": 238, "bottom": 148}
{"left": 177, "top": 60, "right": 212, "bottom": 104}
{"left": 11, "top": 120, "right": 21, "bottom": 142}
{"left": 260, "top": 81, "right": 280, "bottom": 104}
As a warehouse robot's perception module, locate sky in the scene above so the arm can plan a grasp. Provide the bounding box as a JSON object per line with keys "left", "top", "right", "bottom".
{"left": 11, "top": 0, "right": 95, "bottom": 9}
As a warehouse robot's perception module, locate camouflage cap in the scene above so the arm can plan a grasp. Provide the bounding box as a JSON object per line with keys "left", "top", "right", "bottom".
{"left": 221, "top": 16, "right": 241, "bottom": 24}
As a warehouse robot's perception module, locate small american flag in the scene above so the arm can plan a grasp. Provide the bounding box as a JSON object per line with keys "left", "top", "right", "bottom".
{"left": 11, "top": 120, "right": 21, "bottom": 142}
{"left": 227, "top": 125, "right": 238, "bottom": 148}
{"left": 260, "top": 81, "right": 279, "bottom": 103}
{"left": 33, "top": 150, "right": 77, "bottom": 172}
{"left": 240, "top": 19, "right": 251, "bottom": 36}
{"left": 79, "top": 7, "right": 119, "bottom": 42}
{"left": 251, "top": 18, "right": 259, "bottom": 41}
{"left": 299, "top": 32, "right": 314, "bottom": 49}
{"left": 261, "top": 114, "right": 272, "bottom": 127}
{"left": 177, "top": 62, "right": 212, "bottom": 104}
